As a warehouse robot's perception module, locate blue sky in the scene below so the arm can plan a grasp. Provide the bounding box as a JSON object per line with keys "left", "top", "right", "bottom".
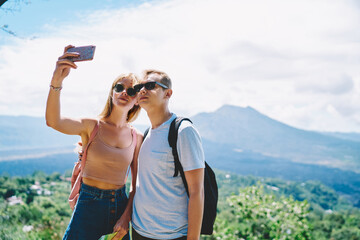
{"left": 0, "top": 0, "right": 359, "bottom": 132}
{"left": 0, "top": 0, "right": 146, "bottom": 42}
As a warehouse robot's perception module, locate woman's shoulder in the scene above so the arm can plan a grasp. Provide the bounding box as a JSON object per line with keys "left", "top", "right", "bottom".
{"left": 78, "top": 118, "right": 99, "bottom": 146}
{"left": 81, "top": 118, "right": 100, "bottom": 134}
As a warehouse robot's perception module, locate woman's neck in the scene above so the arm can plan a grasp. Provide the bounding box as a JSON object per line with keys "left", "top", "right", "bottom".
{"left": 104, "top": 109, "right": 128, "bottom": 128}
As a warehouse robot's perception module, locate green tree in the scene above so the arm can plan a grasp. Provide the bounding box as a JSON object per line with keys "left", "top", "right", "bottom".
{"left": 331, "top": 227, "right": 360, "bottom": 240}
{"left": 214, "top": 185, "right": 312, "bottom": 240}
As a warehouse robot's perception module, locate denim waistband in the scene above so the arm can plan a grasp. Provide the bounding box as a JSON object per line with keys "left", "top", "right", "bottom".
{"left": 80, "top": 183, "right": 126, "bottom": 199}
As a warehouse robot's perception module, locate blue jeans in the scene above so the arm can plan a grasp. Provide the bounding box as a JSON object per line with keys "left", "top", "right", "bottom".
{"left": 63, "top": 183, "right": 130, "bottom": 240}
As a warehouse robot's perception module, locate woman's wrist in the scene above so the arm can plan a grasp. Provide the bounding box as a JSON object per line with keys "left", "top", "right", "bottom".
{"left": 49, "top": 85, "right": 63, "bottom": 91}
{"left": 50, "top": 78, "right": 63, "bottom": 91}
{"left": 122, "top": 209, "right": 132, "bottom": 221}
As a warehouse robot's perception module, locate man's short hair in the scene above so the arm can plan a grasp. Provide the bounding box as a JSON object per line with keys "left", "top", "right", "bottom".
{"left": 143, "top": 69, "right": 172, "bottom": 89}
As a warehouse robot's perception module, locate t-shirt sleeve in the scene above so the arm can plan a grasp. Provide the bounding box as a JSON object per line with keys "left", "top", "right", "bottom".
{"left": 177, "top": 121, "right": 205, "bottom": 171}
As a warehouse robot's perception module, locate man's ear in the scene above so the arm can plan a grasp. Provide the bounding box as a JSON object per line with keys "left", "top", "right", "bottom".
{"left": 165, "top": 89, "right": 173, "bottom": 99}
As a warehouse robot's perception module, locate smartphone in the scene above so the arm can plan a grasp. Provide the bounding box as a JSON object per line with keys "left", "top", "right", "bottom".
{"left": 98, "top": 232, "right": 121, "bottom": 240}
{"left": 66, "top": 45, "right": 96, "bottom": 62}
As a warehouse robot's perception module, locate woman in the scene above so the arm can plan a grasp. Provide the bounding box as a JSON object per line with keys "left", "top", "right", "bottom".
{"left": 46, "top": 45, "right": 142, "bottom": 240}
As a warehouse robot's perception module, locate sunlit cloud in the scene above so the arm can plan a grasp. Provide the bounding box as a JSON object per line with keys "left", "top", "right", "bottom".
{"left": 0, "top": 0, "right": 359, "bottom": 132}
{"left": 295, "top": 74, "right": 354, "bottom": 95}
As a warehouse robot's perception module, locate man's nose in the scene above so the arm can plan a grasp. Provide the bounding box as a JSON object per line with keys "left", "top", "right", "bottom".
{"left": 139, "top": 87, "right": 146, "bottom": 94}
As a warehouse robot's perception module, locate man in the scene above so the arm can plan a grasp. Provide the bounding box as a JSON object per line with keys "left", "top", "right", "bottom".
{"left": 131, "top": 70, "right": 205, "bottom": 240}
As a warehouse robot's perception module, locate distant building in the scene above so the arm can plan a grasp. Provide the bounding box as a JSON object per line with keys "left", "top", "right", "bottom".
{"left": 30, "top": 184, "right": 42, "bottom": 195}
{"left": 22, "top": 225, "right": 33, "bottom": 232}
{"left": 30, "top": 183, "right": 52, "bottom": 196}
{"left": 6, "top": 196, "right": 23, "bottom": 206}
{"left": 266, "top": 185, "right": 280, "bottom": 191}
{"left": 325, "top": 209, "right": 333, "bottom": 214}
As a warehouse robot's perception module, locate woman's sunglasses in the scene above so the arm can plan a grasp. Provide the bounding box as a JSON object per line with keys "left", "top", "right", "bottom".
{"left": 113, "top": 83, "right": 137, "bottom": 97}
{"left": 134, "top": 81, "right": 168, "bottom": 92}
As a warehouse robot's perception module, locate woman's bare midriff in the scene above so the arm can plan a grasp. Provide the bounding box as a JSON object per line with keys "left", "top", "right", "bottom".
{"left": 82, "top": 177, "right": 125, "bottom": 190}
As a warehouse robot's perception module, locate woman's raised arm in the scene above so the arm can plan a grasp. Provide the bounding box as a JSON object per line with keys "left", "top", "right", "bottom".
{"left": 45, "top": 45, "right": 89, "bottom": 136}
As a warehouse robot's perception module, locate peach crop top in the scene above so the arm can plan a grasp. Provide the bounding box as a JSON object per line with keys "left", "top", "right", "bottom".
{"left": 83, "top": 123, "right": 137, "bottom": 185}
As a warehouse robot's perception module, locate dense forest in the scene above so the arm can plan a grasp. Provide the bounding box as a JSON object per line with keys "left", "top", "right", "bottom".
{"left": 1, "top": 170, "right": 360, "bottom": 240}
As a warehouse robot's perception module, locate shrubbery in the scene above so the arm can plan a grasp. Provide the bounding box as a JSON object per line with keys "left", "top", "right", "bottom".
{"left": 1, "top": 171, "right": 360, "bottom": 239}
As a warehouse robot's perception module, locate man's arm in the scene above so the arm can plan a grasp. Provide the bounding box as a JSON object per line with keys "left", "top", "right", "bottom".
{"left": 184, "top": 168, "right": 204, "bottom": 240}
{"left": 177, "top": 121, "right": 205, "bottom": 240}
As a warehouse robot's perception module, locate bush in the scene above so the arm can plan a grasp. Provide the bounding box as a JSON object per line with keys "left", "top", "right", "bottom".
{"left": 214, "top": 185, "right": 312, "bottom": 240}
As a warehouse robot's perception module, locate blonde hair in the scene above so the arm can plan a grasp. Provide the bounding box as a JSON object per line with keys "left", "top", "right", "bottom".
{"left": 143, "top": 69, "right": 172, "bottom": 89}
{"left": 99, "top": 73, "right": 141, "bottom": 122}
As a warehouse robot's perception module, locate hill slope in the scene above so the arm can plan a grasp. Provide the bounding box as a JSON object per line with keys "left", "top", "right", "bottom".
{"left": 192, "top": 105, "right": 360, "bottom": 172}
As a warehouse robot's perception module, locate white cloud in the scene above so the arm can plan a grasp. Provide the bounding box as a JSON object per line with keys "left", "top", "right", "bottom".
{"left": 0, "top": 0, "right": 359, "bottom": 132}
{"left": 296, "top": 74, "right": 354, "bottom": 94}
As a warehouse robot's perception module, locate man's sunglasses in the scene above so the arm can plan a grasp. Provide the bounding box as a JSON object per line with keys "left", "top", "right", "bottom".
{"left": 113, "top": 83, "right": 137, "bottom": 97}
{"left": 134, "top": 81, "right": 168, "bottom": 92}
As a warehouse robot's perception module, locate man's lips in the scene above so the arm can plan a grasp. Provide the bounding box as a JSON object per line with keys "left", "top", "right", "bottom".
{"left": 139, "top": 96, "right": 148, "bottom": 101}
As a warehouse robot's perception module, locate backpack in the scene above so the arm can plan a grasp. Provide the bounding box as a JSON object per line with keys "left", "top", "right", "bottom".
{"left": 144, "top": 117, "right": 218, "bottom": 235}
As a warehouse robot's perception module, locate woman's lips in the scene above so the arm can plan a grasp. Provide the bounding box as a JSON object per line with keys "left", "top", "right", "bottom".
{"left": 118, "top": 97, "right": 128, "bottom": 101}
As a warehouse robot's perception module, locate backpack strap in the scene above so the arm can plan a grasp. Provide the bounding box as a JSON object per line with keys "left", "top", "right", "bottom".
{"left": 125, "top": 126, "right": 138, "bottom": 183}
{"left": 143, "top": 127, "right": 150, "bottom": 141}
{"left": 168, "top": 117, "right": 192, "bottom": 196}
{"left": 80, "top": 121, "right": 99, "bottom": 169}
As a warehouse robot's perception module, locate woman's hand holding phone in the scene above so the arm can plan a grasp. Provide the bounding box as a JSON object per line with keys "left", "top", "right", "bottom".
{"left": 51, "top": 45, "right": 79, "bottom": 86}
{"left": 51, "top": 45, "right": 96, "bottom": 86}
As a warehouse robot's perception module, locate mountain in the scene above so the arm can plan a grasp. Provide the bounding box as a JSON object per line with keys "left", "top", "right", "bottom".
{"left": 191, "top": 105, "right": 360, "bottom": 172}
{"left": 0, "top": 115, "right": 79, "bottom": 164}
{"left": 190, "top": 105, "right": 360, "bottom": 206}
{"left": 0, "top": 115, "right": 148, "bottom": 161}
{"left": 1, "top": 108, "right": 360, "bottom": 170}
{"left": 0, "top": 115, "right": 78, "bottom": 151}
{"left": 322, "top": 132, "right": 360, "bottom": 143}
{"left": 1, "top": 107, "right": 360, "bottom": 206}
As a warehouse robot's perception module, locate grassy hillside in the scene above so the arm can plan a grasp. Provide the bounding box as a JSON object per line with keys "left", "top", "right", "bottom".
{"left": 0, "top": 170, "right": 359, "bottom": 239}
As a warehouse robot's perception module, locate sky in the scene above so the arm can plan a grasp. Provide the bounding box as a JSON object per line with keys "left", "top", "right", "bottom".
{"left": 0, "top": 0, "right": 359, "bottom": 132}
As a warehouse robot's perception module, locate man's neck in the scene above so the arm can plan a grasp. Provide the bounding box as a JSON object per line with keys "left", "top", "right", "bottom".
{"left": 147, "top": 106, "right": 172, "bottom": 129}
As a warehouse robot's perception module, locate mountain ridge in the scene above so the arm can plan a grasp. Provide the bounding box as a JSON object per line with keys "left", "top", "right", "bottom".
{"left": 1, "top": 107, "right": 360, "bottom": 206}
{"left": 191, "top": 105, "right": 360, "bottom": 172}
{"left": 1, "top": 105, "right": 359, "bottom": 172}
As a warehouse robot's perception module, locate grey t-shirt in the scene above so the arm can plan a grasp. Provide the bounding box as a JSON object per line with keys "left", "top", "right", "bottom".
{"left": 132, "top": 114, "right": 205, "bottom": 239}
